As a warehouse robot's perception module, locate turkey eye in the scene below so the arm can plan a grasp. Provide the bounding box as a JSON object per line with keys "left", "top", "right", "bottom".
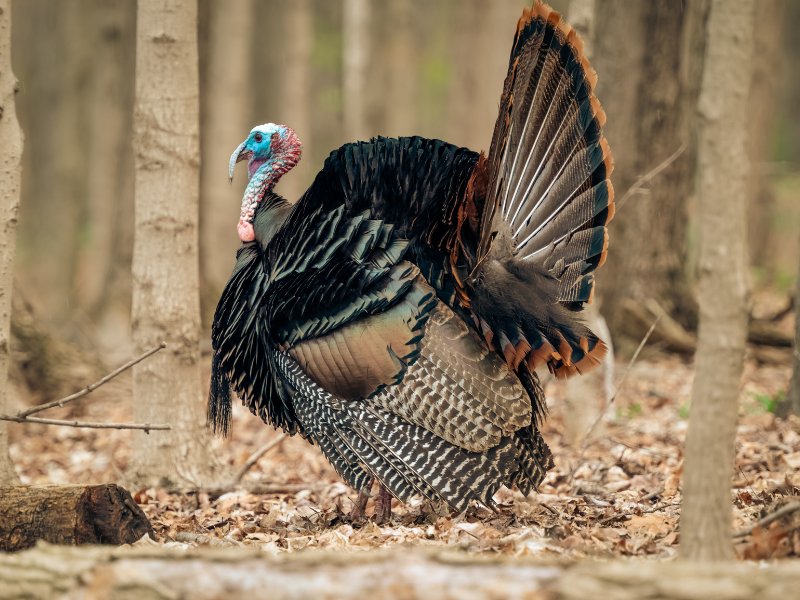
{"left": 254, "top": 133, "right": 263, "bottom": 143}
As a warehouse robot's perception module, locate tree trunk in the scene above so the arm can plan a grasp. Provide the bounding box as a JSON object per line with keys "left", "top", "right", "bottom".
{"left": 0, "top": 484, "right": 152, "bottom": 552}
{"left": 0, "top": 0, "right": 22, "bottom": 486}
{"left": 681, "top": 0, "right": 754, "bottom": 562}
{"left": 593, "top": 0, "right": 710, "bottom": 344}
{"left": 127, "top": 0, "right": 223, "bottom": 489}
{"left": 14, "top": 0, "right": 93, "bottom": 323}
{"left": 199, "top": 0, "right": 253, "bottom": 312}
{"left": 383, "top": 0, "right": 416, "bottom": 138}
{"left": 276, "top": 0, "right": 312, "bottom": 203}
{"left": 561, "top": 0, "right": 607, "bottom": 444}
{"left": 446, "top": 0, "right": 519, "bottom": 154}
{"left": 343, "top": 0, "right": 371, "bottom": 142}
{"left": 783, "top": 243, "right": 800, "bottom": 416}
{"left": 745, "top": 0, "right": 784, "bottom": 273}
{"left": 78, "top": 0, "right": 137, "bottom": 320}
{"left": 567, "top": 0, "right": 596, "bottom": 58}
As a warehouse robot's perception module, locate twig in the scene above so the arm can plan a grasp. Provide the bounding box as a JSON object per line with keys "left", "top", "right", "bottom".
{"left": 609, "top": 437, "right": 669, "bottom": 459}
{"left": 738, "top": 466, "right": 762, "bottom": 503}
{"left": 246, "top": 482, "right": 324, "bottom": 495}
{"left": 733, "top": 500, "right": 800, "bottom": 539}
{"left": 641, "top": 487, "right": 665, "bottom": 502}
{"left": 568, "top": 315, "right": 663, "bottom": 485}
{"left": 539, "top": 502, "right": 560, "bottom": 517}
{"left": 232, "top": 433, "right": 287, "bottom": 484}
{"left": 0, "top": 414, "right": 170, "bottom": 432}
{"left": 616, "top": 142, "right": 688, "bottom": 210}
{"left": 18, "top": 342, "right": 167, "bottom": 418}
{"left": 597, "top": 502, "right": 680, "bottom": 526}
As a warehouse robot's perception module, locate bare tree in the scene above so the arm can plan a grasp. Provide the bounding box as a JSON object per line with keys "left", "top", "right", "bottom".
{"left": 343, "top": 0, "right": 371, "bottom": 142}
{"left": 681, "top": 0, "right": 755, "bottom": 562}
{"left": 447, "top": 0, "right": 516, "bottom": 153}
{"left": 200, "top": 0, "right": 253, "bottom": 303}
{"left": 593, "top": 0, "right": 710, "bottom": 342}
{"left": 127, "top": 0, "right": 223, "bottom": 489}
{"left": 277, "top": 0, "right": 312, "bottom": 202}
{"left": 383, "top": 0, "right": 416, "bottom": 138}
{"left": 0, "top": 0, "right": 22, "bottom": 486}
{"left": 79, "top": 0, "right": 137, "bottom": 318}
{"left": 15, "top": 0, "right": 93, "bottom": 322}
{"left": 745, "top": 0, "right": 784, "bottom": 272}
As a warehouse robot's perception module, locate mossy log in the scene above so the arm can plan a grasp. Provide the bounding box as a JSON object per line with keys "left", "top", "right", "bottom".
{"left": 0, "top": 484, "right": 153, "bottom": 552}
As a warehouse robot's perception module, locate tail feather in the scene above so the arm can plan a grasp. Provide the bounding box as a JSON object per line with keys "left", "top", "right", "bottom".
{"left": 455, "top": 1, "right": 613, "bottom": 380}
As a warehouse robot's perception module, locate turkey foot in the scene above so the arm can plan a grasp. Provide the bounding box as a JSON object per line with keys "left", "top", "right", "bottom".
{"left": 373, "top": 484, "right": 393, "bottom": 524}
{"left": 349, "top": 479, "right": 374, "bottom": 523}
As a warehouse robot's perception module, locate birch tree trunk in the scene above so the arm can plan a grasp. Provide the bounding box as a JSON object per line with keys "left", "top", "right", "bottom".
{"left": 343, "top": 0, "right": 371, "bottom": 142}
{"left": 127, "top": 0, "right": 223, "bottom": 489}
{"left": 0, "top": 0, "right": 22, "bottom": 486}
{"left": 681, "top": 0, "right": 754, "bottom": 562}
{"left": 199, "top": 0, "right": 253, "bottom": 301}
{"left": 277, "top": 0, "right": 312, "bottom": 202}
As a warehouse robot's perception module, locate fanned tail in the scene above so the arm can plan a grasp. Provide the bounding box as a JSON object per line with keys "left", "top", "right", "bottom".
{"left": 456, "top": 1, "right": 613, "bottom": 380}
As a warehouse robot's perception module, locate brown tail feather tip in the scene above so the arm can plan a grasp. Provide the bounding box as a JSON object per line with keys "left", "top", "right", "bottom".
{"left": 606, "top": 181, "right": 616, "bottom": 224}
{"left": 528, "top": 341, "right": 555, "bottom": 371}
{"left": 558, "top": 336, "right": 573, "bottom": 366}
{"left": 596, "top": 228, "right": 610, "bottom": 267}
{"left": 590, "top": 95, "right": 606, "bottom": 128}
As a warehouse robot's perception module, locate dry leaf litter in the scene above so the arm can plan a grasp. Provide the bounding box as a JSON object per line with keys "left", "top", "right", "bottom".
{"left": 6, "top": 346, "right": 799, "bottom": 561}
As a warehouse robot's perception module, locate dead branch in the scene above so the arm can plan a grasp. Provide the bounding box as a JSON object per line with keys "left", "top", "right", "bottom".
{"left": 0, "top": 342, "right": 171, "bottom": 432}
{"left": 0, "top": 414, "right": 170, "bottom": 431}
{"left": 622, "top": 298, "right": 794, "bottom": 354}
{"left": 616, "top": 142, "right": 688, "bottom": 210}
{"left": 733, "top": 500, "right": 800, "bottom": 538}
{"left": 232, "top": 433, "right": 287, "bottom": 484}
{"left": 18, "top": 342, "right": 167, "bottom": 418}
{"left": 246, "top": 482, "right": 325, "bottom": 495}
{"left": 641, "top": 487, "right": 665, "bottom": 502}
{"left": 597, "top": 502, "right": 680, "bottom": 526}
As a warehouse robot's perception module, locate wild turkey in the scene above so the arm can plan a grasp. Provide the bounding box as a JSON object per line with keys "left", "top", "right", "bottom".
{"left": 209, "top": 1, "right": 613, "bottom": 521}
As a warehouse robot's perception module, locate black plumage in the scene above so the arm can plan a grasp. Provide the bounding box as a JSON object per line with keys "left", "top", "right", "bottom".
{"left": 209, "top": 1, "right": 613, "bottom": 513}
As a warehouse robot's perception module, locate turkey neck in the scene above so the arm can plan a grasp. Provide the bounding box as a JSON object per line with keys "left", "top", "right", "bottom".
{"left": 238, "top": 159, "right": 291, "bottom": 242}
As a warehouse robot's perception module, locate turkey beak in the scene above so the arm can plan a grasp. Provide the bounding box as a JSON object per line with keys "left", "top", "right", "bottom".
{"left": 229, "top": 140, "right": 252, "bottom": 182}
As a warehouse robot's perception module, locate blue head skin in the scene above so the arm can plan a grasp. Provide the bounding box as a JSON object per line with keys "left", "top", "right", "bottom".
{"left": 230, "top": 123, "right": 302, "bottom": 241}
{"left": 230, "top": 124, "right": 284, "bottom": 181}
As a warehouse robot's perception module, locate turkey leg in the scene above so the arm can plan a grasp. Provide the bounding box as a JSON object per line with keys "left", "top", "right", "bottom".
{"left": 373, "top": 483, "right": 393, "bottom": 524}
{"left": 349, "top": 479, "right": 374, "bottom": 523}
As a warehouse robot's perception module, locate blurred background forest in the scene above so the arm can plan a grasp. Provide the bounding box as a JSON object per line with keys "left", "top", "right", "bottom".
{"left": 5, "top": 0, "right": 800, "bottom": 406}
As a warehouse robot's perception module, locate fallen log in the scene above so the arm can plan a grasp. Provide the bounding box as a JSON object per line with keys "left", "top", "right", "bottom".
{"left": 3, "top": 543, "right": 800, "bottom": 600}
{"left": 620, "top": 298, "right": 795, "bottom": 356}
{"left": 0, "top": 484, "right": 153, "bottom": 552}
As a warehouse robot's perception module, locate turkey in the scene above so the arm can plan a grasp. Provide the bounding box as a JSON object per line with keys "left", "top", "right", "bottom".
{"left": 209, "top": 1, "right": 613, "bottom": 522}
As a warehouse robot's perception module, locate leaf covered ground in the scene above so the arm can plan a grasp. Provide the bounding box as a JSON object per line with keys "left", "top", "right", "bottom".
{"left": 7, "top": 349, "right": 800, "bottom": 561}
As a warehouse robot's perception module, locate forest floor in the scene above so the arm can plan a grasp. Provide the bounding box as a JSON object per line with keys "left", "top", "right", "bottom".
{"left": 7, "top": 334, "right": 800, "bottom": 562}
